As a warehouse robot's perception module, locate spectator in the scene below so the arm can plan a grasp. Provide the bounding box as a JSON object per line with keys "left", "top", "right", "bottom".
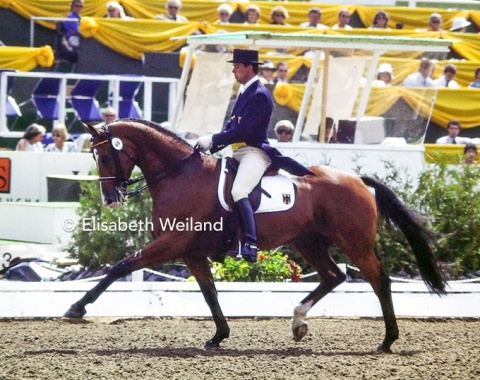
{"left": 468, "top": 67, "right": 480, "bottom": 88}
{"left": 416, "top": 12, "right": 444, "bottom": 32}
{"left": 45, "top": 124, "right": 77, "bottom": 153}
{"left": 372, "top": 63, "right": 394, "bottom": 87}
{"left": 259, "top": 61, "right": 276, "bottom": 85}
{"left": 274, "top": 120, "right": 294, "bottom": 142}
{"left": 270, "top": 6, "right": 290, "bottom": 26}
{"left": 102, "top": 107, "right": 117, "bottom": 123}
{"left": 450, "top": 17, "right": 471, "bottom": 33}
{"left": 463, "top": 143, "right": 478, "bottom": 165}
{"left": 15, "top": 124, "right": 46, "bottom": 152}
{"left": 275, "top": 62, "right": 289, "bottom": 83}
{"left": 324, "top": 117, "right": 337, "bottom": 143}
{"left": 105, "top": 1, "right": 133, "bottom": 20}
{"left": 216, "top": 4, "right": 232, "bottom": 25}
{"left": 332, "top": 9, "right": 353, "bottom": 30}
{"left": 300, "top": 7, "right": 328, "bottom": 29}
{"left": 155, "top": 0, "right": 188, "bottom": 22}
{"left": 369, "top": 10, "right": 390, "bottom": 30}
{"left": 63, "top": 0, "right": 84, "bottom": 51}
{"left": 433, "top": 64, "right": 460, "bottom": 88}
{"left": 244, "top": 5, "right": 260, "bottom": 25}
{"left": 402, "top": 58, "right": 435, "bottom": 87}
{"left": 436, "top": 120, "right": 470, "bottom": 144}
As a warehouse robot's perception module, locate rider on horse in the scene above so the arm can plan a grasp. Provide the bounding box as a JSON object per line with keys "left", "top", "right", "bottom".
{"left": 196, "top": 49, "right": 313, "bottom": 263}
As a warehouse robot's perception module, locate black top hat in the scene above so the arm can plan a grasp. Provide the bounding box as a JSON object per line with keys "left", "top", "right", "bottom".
{"left": 227, "top": 49, "right": 262, "bottom": 64}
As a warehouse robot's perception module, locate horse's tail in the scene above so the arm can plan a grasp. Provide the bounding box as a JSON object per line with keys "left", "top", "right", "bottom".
{"left": 361, "top": 176, "right": 446, "bottom": 296}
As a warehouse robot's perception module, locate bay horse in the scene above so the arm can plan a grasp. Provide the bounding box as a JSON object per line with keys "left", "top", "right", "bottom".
{"left": 64, "top": 119, "right": 446, "bottom": 353}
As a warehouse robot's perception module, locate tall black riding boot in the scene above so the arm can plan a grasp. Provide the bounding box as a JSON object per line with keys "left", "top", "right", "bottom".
{"left": 235, "top": 198, "right": 258, "bottom": 262}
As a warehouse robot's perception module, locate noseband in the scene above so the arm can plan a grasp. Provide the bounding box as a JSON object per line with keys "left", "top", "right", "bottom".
{"left": 91, "top": 125, "right": 199, "bottom": 200}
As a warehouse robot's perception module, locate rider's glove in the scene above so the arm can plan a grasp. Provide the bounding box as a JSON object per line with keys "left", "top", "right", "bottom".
{"left": 196, "top": 135, "right": 213, "bottom": 152}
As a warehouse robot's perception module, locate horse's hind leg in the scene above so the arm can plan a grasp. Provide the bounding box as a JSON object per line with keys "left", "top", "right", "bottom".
{"left": 291, "top": 233, "right": 346, "bottom": 342}
{"left": 183, "top": 256, "right": 230, "bottom": 349}
{"left": 349, "top": 251, "right": 398, "bottom": 353}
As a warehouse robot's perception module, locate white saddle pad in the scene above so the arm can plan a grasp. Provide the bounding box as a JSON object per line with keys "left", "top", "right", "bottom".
{"left": 218, "top": 158, "right": 295, "bottom": 214}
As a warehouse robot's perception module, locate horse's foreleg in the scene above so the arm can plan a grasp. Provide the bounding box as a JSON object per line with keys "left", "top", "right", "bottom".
{"left": 183, "top": 256, "right": 230, "bottom": 349}
{"left": 64, "top": 256, "right": 136, "bottom": 318}
{"left": 292, "top": 235, "right": 346, "bottom": 342}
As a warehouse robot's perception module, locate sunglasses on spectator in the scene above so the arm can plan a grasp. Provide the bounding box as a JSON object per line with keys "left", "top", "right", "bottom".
{"left": 278, "top": 69, "right": 288, "bottom": 72}
{"left": 274, "top": 13, "right": 285, "bottom": 18}
{"left": 341, "top": 15, "right": 350, "bottom": 18}
{"left": 108, "top": 8, "right": 117, "bottom": 12}
{"left": 103, "top": 114, "right": 115, "bottom": 117}
{"left": 169, "top": 6, "right": 179, "bottom": 10}
{"left": 52, "top": 133, "right": 62, "bottom": 137}
{"left": 431, "top": 20, "right": 441, "bottom": 24}
{"left": 277, "top": 129, "right": 292, "bottom": 135}
{"left": 219, "top": 12, "right": 229, "bottom": 16}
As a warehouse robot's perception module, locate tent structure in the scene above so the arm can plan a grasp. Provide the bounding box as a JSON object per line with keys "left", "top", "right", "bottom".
{"left": 172, "top": 32, "right": 453, "bottom": 143}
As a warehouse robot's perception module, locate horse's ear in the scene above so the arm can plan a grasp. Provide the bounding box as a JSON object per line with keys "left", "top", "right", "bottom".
{"left": 82, "top": 122, "right": 100, "bottom": 137}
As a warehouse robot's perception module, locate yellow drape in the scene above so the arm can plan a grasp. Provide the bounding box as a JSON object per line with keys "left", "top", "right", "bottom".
{"left": 0, "top": 45, "right": 54, "bottom": 71}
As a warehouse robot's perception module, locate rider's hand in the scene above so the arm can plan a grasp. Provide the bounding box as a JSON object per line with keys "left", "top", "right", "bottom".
{"left": 196, "top": 135, "right": 213, "bottom": 152}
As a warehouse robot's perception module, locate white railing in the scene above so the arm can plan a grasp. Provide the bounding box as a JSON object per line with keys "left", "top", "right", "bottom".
{"left": 0, "top": 71, "right": 181, "bottom": 133}
{"left": 29, "top": 16, "right": 73, "bottom": 48}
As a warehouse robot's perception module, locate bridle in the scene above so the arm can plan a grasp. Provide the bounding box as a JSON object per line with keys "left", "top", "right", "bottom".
{"left": 91, "top": 125, "right": 199, "bottom": 200}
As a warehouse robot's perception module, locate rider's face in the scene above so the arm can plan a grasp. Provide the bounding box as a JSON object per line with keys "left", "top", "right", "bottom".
{"left": 232, "top": 63, "right": 254, "bottom": 85}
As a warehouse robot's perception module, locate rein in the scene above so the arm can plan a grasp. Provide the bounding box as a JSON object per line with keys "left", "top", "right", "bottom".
{"left": 92, "top": 125, "right": 200, "bottom": 199}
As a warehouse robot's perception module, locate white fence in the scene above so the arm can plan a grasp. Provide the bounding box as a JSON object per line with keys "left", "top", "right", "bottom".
{"left": 1, "top": 281, "right": 479, "bottom": 318}
{"left": 0, "top": 71, "right": 180, "bottom": 133}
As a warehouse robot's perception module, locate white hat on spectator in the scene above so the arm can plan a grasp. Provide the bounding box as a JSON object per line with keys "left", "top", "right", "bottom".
{"left": 450, "top": 17, "right": 471, "bottom": 31}
{"left": 377, "top": 63, "right": 394, "bottom": 78}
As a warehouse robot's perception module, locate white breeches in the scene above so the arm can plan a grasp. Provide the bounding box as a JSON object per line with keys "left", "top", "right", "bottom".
{"left": 231, "top": 146, "right": 272, "bottom": 202}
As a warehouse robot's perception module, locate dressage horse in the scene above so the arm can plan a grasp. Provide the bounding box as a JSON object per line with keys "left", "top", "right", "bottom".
{"left": 64, "top": 119, "right": 446, "bottom": 353}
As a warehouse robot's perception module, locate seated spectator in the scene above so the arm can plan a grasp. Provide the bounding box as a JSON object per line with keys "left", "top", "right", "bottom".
{"left": 259, "top": 61, "right": 276, "bottom": 85}
{"left": 275, "top": 62, "right": 289, "bottom": 83}
{"left": 324, "top": 117, "right": 337, "bottom": 144}
{"left": 274, "top": 120, "right": 294, "bottom": 142}
{"left": 45, "top": 124, "right": 77, "bottom": 153}
{"left": 463, "top": 143, "right": 478, "bottom": 165}
{"left": 155, "top": 0, "right": 188, "bottom": 22}
{"left": 15, "top": 124, "right": 46, "bottom": 152}
{"left": 450, "top": 17, "right": 471, "bottom": 33}
{"left": 300, "top": 7, "right": 328, "bottom": 29}
{"left": 102, "top": 107, "right": 117, "bottom": 123}
{"left": 369, "top": 10, "right": 390, "bottom": 30}
{"left": 105, "top": 1, "right": 133, "bottom": 19}
{"left": 244, "top": 5, "right": 260, "bottom": 25}
{"left": 370, "top": 63, "right": 394, "bottom": 87}
{"left": 402, "top": 58, "right": 435, "bottom": 87}
{"left": 332, "top": 9, "right": 353, "bottom": 30}
{"left": 436, "top": 120, "right": 470, "bottom": 144}
{"left": 216, "top": 4, "right": 232, "bottom": 25}
{"left": 468, "top": 67, "right": 480, "bottom": 88}
{"left": 433, "top": 64, "right": 460, "bottom": 88}
{"left": 416, "top": 12, "right": 445, "bottom": 32}
{"left": 270, "top": 6, "right": 290, "bottom": 26}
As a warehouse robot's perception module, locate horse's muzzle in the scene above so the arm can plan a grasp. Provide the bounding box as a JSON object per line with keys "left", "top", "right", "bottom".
{"left": 102, "top": 186, "right": 126, "bottom": 208}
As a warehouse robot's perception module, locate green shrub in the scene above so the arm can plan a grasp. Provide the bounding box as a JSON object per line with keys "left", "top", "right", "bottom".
{"left": 66, "top": 171, "right": 152, "bottom": 269}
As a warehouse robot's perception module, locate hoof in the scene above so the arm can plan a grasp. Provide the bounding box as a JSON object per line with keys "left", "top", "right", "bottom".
{"left": 293, "top": 323, "right": 309, "bottom": 342}
{"left": 204, "top": 339, "right": 220, "bottom": 349}
{"left": 377, "top": 343, "right": 393, "bottom": 354}
{"left": 63, "top": 303, "right": 86, "bottom": 319}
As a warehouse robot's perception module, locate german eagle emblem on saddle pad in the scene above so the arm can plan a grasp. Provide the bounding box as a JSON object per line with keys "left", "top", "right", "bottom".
{"left": 217, "top": 158, "right": 295, "bottom": 213}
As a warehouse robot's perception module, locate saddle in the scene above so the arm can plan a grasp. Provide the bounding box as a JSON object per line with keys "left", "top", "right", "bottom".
{"left": 218, "top": 157, "right": 295, "bottom": 213}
